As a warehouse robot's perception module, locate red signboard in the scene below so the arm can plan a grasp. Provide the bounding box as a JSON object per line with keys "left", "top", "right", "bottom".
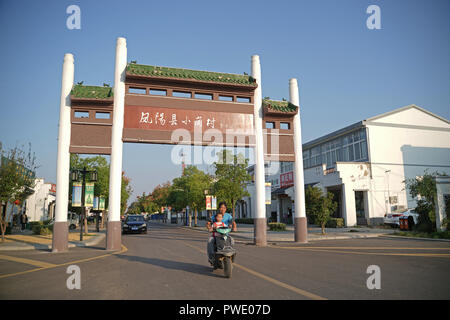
{"left": 280, "top": 171, "right": 294, "bottom": 188}
{"left": 50, "top": 184, "right": 56, "bottom": 194}
{"left": 124, "top": 106, "right": 254, "bottom": 133}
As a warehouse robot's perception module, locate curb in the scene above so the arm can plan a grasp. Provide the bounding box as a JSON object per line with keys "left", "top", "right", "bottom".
{"left": 177, "top": 224, "right": 389, "bottom": 243}
{"left": 70, "top": 232, "right": 106, "bottom": 247}
{"left": 379, "top": 234, "right": 450, "bottom": 243}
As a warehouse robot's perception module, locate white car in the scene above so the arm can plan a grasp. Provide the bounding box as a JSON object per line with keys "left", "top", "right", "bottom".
{"left": 384, "top": 212, "right": 404, "bottom": 227}
{"left": 400, "top": 209, "right": 420, "bottom": 226}
{"left": 384, "top": 209, "right": 419, "bottom": 227}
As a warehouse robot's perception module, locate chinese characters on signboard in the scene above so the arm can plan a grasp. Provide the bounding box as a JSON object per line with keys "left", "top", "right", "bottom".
{"left": 124, "top": 106, "right": 254, "bottom": 133}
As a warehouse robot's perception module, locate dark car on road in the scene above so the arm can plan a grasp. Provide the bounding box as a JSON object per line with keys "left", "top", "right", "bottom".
{"left": 122, "top": 215, "right": 147, "bottom": 234}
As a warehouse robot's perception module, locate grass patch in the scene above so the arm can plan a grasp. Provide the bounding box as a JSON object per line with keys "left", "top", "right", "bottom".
{"left": 393, "top": 230, "right": 450, "bottom": 240}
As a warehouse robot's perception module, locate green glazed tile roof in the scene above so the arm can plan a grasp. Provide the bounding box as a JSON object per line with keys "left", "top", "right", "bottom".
{"left": 263, "top": 99, "right": 298, "bottom": 113}
{"left": 126, "top": 63, "right": 257, "bottom": 87}
{"left": 71, "top": 85, "right": 113, "bottom": 100}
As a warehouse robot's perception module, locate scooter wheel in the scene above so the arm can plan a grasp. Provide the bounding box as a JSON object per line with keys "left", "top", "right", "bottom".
{"left": 223, "top": 257, "right": 232, "bottom": 278}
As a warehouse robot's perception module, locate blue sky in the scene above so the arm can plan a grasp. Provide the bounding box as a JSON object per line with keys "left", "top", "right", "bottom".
{"left": 1, "top": 0, "right": 449, "bottom": 202}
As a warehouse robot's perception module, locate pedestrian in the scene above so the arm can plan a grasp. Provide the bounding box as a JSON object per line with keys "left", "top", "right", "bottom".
{"left": 21, "top": 213, "right": 28, "bottom": 231}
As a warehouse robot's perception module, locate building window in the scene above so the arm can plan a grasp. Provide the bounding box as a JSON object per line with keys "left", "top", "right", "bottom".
{"left": 74, "top": 111, "right": 89, "bottom": 118}
{"left": 265, "top": 121, "right": 275, "bottom": 129}
{"left": 95, "top": 112, "right": 110, "bottom": 119}
{"left": 280, "top": 122, "right": 290, "bottom": 130}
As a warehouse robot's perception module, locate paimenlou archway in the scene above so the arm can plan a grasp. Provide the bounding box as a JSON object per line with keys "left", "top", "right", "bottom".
{"left": 52, "top": 37, "right": 307, "bottom": 252}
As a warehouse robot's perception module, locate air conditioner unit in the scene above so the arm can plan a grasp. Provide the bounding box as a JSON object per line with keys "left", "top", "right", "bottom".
{"left": 389, "top": 196, "right": 398, "bottom": 204}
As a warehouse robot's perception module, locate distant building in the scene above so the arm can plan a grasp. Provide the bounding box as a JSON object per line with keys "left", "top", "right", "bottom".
{"left": 241, "top": 104, "right": 450, "bottom": 226}
{"left": 24, "top": 179, "right": 56, "bottom": 222}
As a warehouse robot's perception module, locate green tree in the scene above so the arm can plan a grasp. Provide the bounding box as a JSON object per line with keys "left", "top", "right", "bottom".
{"left": 167, "top": 183, "right": 188, "bottom": 213}
{"left": 173, "top": 166, "right": 212, "bottom": 226}
{"left": 152, "top": 182, "right": 172, "bottom": 212}
{"left": 121, "top": 172, "right": 133, "bottom": 215}
{"left": 405, "top": 171, "right": 446, "bottom": 232}
{"left": 130, "top": 192, "right": 160, "bottom": 214}
{"left": 0, "top": 143, "right": 37, "bottom": 242}
{"left": 305, "top": 186, "right": 338, "bottom": 235}
{"left": 213, "top": 150, "right": 252, "bottom": 219}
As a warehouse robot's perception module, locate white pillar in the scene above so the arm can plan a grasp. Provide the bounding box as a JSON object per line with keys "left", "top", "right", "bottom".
{"left": 107, "top": 37, "right": 127, "bottom": 251}
{"left": 251, "top": 55, "right": 267, "bottom": 246}
{"left": 290, "top": 78, "right": 308, "bottom": 242}
{"left": 52, "top": 53, "right": 74, "bottom": 253}
{"left": 342, "top": 184, "right": 357, "bottom": 227}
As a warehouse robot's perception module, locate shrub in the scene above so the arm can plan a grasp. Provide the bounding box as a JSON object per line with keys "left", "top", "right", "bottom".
{"left": 268, "top": 222, "right": 286, "bottom": 231}
{"left": 29, "top": 221, "right": 43, "bottom": 228}
{"left": 326, "top": 218, "right": 344, "bottom": 228}
{"left": 235, "top": 218, "right": 254, "bottom": 224}
{"left": 414, "top": 200, "right": 434, "bottom": 233}
{"left": 32, "top": 223, "right": 53, "bottom": 235}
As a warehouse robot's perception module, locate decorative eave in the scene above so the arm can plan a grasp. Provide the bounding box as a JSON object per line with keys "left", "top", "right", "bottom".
{"left": 263, "top": 99, "right": 298, "bottom": 116}
{"left": 70, "top": 84, "right": 114, "bottom": 103}
{"left": 126, "top": 63, "right": 258, "bottom": 89}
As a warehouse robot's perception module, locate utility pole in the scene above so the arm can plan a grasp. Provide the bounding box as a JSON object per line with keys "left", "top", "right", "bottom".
{"left": 385, "top": 170, "right": 391, "bottom": 214}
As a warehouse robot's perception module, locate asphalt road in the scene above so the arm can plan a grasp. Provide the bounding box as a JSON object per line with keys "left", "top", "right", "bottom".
{"left": 1, "top": 222, "right": 450, "bottom": 300}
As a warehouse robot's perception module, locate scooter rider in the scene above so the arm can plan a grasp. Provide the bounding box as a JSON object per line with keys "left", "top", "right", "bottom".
{"left": 206, "top": 201, "right": 237, "bottom": 266}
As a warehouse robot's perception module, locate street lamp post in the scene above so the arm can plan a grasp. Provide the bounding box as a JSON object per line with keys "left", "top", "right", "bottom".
{"left": 71, "top": 167, "right": 97, "bottom": 241}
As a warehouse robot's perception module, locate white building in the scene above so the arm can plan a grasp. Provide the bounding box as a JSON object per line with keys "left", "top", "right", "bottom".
{"left": 240, "top": 105, "right": 450, "bottom": 226}
{"left": 24, "top": 178, "right": 56, "bottom": 222}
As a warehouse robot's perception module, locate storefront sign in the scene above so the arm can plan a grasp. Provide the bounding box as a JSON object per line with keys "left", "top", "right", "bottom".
{"left": 280, "top": 171, "right": 294, "bottom": 188}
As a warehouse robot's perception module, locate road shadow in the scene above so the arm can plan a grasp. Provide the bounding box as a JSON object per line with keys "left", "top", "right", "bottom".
{"left": 114, "top": 254, "right": 223, "bottom": 278}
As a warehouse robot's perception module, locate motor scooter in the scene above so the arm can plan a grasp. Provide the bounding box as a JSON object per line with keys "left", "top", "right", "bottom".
{"left": 213, "top": 226, "right": 236, "bottom": 278}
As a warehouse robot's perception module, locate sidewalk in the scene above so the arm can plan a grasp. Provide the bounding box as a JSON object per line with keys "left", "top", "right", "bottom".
{"left": 154, "top": 219, "right": 396, "bottom": 242}
{"left": 0, "top": 226, "right": 106, "bottom": 251}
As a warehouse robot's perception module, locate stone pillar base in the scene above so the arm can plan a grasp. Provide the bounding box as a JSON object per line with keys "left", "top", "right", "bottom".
{"left": 52, "top": 221, "right": 69, "bottom": 253}
{"left": 294, "top": 217, "right": 308, "bottom": 243}
{"left": 106, "top": 221, "right": 122, "bottom": 251}
{"left": 254, "top": 218, "right": 267, "bottom": 246}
